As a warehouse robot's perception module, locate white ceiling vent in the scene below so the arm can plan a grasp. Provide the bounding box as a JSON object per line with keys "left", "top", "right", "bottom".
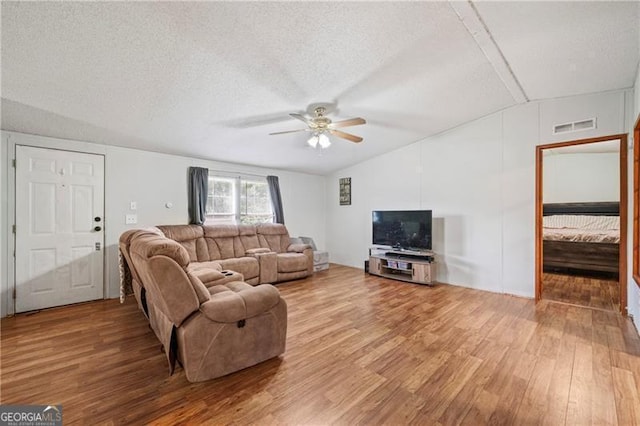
{"left": 553, "top": 118, "right": 597, "bottom": 135}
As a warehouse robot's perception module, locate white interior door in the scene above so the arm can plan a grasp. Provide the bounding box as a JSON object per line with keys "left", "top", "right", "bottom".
{"left": 15, "top": 145, "right": 105, "bottom": 313}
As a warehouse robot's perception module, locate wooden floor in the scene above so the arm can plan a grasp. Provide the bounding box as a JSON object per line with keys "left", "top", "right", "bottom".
{"left": 2, "top": 265, "right": 640, "bottom": 425}
{"left": 542, "top": 271, "right": 620, "bottom": 312}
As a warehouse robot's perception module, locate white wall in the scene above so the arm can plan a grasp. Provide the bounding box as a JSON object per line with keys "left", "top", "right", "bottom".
{"left": 422, "top": 114, "right": 504, "bottom": 291}
{"left": 326, "top": 89, "right": 631, "bottom": 298}
{"left": 2, "top": 132, "right": 326, "bottom": 317}
{"left": 543, "top": 152, "right": 620, "bottom": 203}
{"left": 326, "top": 143, "right": 422, "bottom": 271}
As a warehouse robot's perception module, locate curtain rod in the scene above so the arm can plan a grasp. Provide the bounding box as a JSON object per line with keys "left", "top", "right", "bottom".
{"left": 209, "top": 169, "right": 272, "bottom": 179}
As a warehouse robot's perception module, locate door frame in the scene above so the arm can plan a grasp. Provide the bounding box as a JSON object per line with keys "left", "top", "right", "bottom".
{"left": 4, "top": 131, "right": 108, "bottom": 317}
{"left": 534, "top": 133, "right": 628, "bottom": 315}
{"left": 633, "top": 115, "right": 640, "bottom": 287}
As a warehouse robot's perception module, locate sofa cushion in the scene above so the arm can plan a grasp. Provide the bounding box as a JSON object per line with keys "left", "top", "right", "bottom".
{"left": 130, "top": 233, "right": 191, "bottom": 267}
{"left": 277, "top": 253, "right": 309, "bottom": 273}
{"left": 203, "top": 224, "right": 239, "bottom": 238}
{"left": 218, "top": 257, "right": 259, "bottom": 280}
{"left": 200, "top": 282, "right": 281, "bottom": 323}
{"left": 187, "top": 261, "right": 247, "bottom": 286}
{"left": 157, "top": 225, "right": 208, "bottom": 262}
{"left": 256, "top": 223, "right": 290, "bottom": 253}
{"left": 238, "top": 225, "right": 261, "bottom": 251}
{"left": 203, "top": 225, "right": 240, "bottom": 260}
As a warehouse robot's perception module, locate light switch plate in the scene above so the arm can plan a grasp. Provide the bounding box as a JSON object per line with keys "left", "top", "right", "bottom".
{"left": 130, "top": 201, "right": 137, "bottom": 210}
{"left": 125, "top": 214, "right": 138, "bottom": 225}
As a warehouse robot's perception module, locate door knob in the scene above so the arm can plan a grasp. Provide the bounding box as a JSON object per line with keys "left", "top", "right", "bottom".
{"left": 94, "top": 217, "right": 101, "bottom": 222}
{"left": 94, "top": 226, "right": 102, "bottom": 232}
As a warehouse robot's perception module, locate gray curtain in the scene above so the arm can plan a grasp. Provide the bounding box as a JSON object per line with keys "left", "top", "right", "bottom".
{"left": 188, "top": 167, "right": 208, "bottom": 225}
{"left": 267, "top": 175, "right": 285, "bottom": 224}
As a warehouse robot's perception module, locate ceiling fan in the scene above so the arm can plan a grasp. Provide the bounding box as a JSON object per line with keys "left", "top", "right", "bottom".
{"left": 269, "top": 106, "right": 366, "bottom": 149}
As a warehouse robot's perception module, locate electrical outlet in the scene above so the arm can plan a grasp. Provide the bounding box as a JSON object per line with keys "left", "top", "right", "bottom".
{"left": 130, "top": 201, "right": 137, "bottom": 210}
{"left": 125, "top": 214, "right": 138, "bottom": 225}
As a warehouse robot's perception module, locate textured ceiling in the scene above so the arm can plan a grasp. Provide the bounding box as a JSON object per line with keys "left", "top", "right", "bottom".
{"left": 2, "top": 1, "right": 639, "bottom": 175}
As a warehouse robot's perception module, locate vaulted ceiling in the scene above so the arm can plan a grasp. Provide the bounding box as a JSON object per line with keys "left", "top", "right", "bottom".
{"left": 2, "top": 1, "right": 639, "bottom": 175}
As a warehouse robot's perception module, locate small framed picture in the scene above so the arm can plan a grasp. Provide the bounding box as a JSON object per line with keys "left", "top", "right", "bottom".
{"left": 339, "top": 177, "right": 351, "bottom": 205}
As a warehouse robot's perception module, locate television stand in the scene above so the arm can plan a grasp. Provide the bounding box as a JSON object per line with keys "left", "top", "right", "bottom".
{"left": 384, "top": 249, "right": 434, "bottom": 260}
{"left": 368, "top": 248, "right": 434, "bottom": 285}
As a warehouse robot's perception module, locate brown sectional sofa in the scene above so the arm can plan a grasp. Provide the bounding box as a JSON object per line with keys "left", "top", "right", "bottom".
{"left": 121, "top": 223, "right": 313, "bottom": 314}
{"left": 119, "top": 223, "right": 312, "bottom": 381}
{"left": 156, "top": 223, "right": 313, "bottom": 286}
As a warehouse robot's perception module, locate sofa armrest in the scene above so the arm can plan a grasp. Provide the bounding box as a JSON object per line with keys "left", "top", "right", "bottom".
{"left": 256, "top": 251, "right": 278, "bottom": 284}
{"left": 244, "top": 248, "right": 277, "bottom": 283}
{"left": 246, "top": 248, "right": 273, "bottom": 255}
{"left": 147, "top": 256, "right": 200, "bottom": 327}
{"left": 187, "top": 265, "right": 224, "bottom": 282}
{"left": 287, "top": 243, "right": 312, "bottom": 253}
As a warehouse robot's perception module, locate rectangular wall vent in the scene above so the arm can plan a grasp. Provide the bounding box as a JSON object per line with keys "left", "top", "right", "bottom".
{"left": 553, "top": 123, "right": 573, "bottom": 134}
{"left": 553, "top": 118, "right": 597, "bottom": 135}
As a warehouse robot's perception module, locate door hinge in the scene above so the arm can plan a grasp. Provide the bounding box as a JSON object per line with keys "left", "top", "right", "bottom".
{"left": 12, "top": 224, "right": 16, "bottom": 234}
{"left": 12, "top": 288, "right": 16, "bottom": 299}
{"left": 12, "top": 159, "right": 16, "bottom": 168}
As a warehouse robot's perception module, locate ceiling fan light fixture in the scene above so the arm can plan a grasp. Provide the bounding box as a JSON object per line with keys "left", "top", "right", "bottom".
{"left": 307, "top": 134, "right": 319, "bottom": 148}
{"left": 307, "top": 132, "right": 331, "bottom": 149}
{"left": 318, "top": 133, "right": 331, "bottom": 149}
{"left": 273, "top": 106, "right": 365, "bottom": 146}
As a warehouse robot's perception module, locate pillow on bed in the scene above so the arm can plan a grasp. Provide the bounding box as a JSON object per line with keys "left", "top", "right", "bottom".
{"left": 543, "top": 215, "right": 619, "bottom": 230}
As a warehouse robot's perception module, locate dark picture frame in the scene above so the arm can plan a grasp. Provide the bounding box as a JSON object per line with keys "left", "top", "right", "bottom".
{"left": 339, "top": 177, "right": 351, "bottom": 205}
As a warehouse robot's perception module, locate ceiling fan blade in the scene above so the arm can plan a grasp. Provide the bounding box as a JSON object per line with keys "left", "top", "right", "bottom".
{"left": 329, "top": 117, "right": 366, "bottom": 129}
{"left": 269, "top": 128, "right": 309, "bottom": 135}
{"left": 329, "top": 129, "right": 363, "bottom": 143}
{"left": 290, "top": 113, "right": 312, "bottom": 125}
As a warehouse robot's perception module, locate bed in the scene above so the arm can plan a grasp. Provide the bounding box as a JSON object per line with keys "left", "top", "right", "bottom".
{"left": 542, "top": 202, "right": 620, "bottom": 276}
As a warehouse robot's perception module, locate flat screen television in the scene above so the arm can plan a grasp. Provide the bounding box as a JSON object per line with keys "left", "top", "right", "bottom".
{"left": 372, "top": 210, "right": 432, "bottom": 251}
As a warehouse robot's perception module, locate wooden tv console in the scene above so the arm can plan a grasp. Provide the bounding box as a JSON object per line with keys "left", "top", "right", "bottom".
{"left": 368, "top": 249, "right": 434, "bottom": 285}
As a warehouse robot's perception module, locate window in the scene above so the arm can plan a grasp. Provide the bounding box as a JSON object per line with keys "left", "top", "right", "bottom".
{"left": 206, "top": 177, "right": 235, "bottom": 223}
{"left": 206, "top": 174, "right": 273, "bottom": 225}
{"left": 239, "top": 179, "right": 273, "bottom": 224}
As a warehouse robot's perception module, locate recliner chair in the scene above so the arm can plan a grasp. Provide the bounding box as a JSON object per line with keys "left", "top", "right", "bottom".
{"left": 128, "top": 230, "right": 288, "bottom": 382}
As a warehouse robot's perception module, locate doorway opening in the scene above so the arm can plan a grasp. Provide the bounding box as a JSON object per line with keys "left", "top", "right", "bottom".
{"left": 535, "top": 134, "right": 628, "bottom": 314}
